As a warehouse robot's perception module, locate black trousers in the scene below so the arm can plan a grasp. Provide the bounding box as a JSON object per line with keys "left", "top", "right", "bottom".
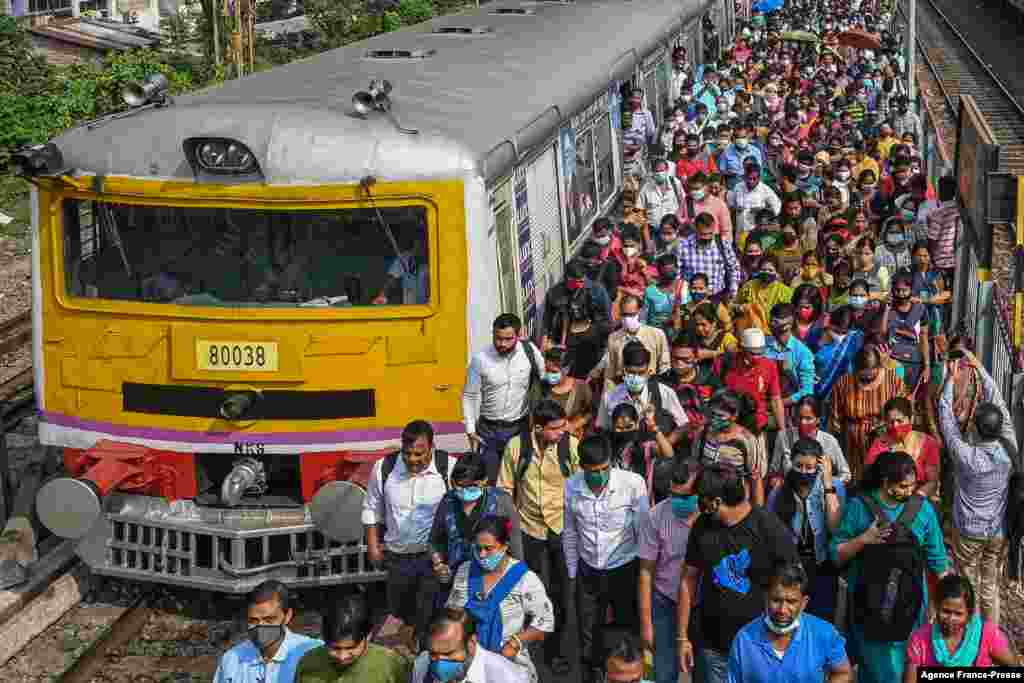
{"left": 576, "top": 559, "right": 639, "bottom": 674}
{"left": 384, "top": 551, "right": 440, "bottom": 645}
{"left": 522, "top": 529, "right": 573, "bottom": 663}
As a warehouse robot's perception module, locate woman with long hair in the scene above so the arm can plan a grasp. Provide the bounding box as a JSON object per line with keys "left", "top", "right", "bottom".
{"left": 447, "top": 516, "right": 554, "bottom": 682}
{"left": 865, "top": 396, "right": 941, "bottom": 500}
{"left": 831, "top": 451, "right": 950, "bottom": 683}
{"left": 904, "top": 575, "right": 1017, "bottom": 679}
{"left": 768, "top": 437, "right": 845, "bottom": 622}
{"left": 791, "top": 283, "right": 828, "bottom": 352}
{"left": 828, "top": 346, "right": 907, "bottom": 482}
{"left": 607, "top": 403, "right": 674, "bottom": 503}
{"left": 813, "top": 306, "right": 864, "bottom": 404}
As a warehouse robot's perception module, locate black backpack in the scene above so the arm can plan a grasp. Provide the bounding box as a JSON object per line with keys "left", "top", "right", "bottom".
{"left": 853, "top": 494, "right": 926, "bottom": 642}
{"left": 381, "top": 449, "right": 451, "bottom": 492}
{"left": 513, "top": 432, "right": 575, "bottom": 505}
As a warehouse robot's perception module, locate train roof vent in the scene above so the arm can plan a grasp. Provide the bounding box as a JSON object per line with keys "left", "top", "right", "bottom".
{"left": 363, "top": 48, "right": 436, "bottom": 60}
{"left": 488, "top": 6, "right": 536, "bottom": 15}
{"left": 430, "top": 25, "right": 495, "bottom": 36}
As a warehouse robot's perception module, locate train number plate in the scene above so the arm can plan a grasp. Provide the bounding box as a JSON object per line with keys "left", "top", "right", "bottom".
{"left": 196, "top": 340, "right": 279, "bottom": 372}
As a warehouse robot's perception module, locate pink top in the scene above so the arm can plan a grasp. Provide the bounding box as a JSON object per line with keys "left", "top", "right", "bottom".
{"left": 637, "top": 498, "right": 694, "bottom": 602}
{"left": 906, "top": 621, "right": 1010, "bottom": 667}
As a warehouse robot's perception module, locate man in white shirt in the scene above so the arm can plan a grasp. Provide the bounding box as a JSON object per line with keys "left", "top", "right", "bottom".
{"left": 637, "top": 158, "right": 684, "bottom": 252}
{"left": 213, "top": 581, "right": 322, "bottom": 683}
{"left": 727, "top": 161, "right": 781, "bottom": 241}
{"left": 596, "top": 341, "right": 688, "bottom": 440}
{"left": 410, "top": 608, "right": 529, "bottom": 683}
{"left": 362, "top": 420, "right": 452, "bottom": 653}
{"left": 463, "top": 313, "right": 544, "bottom": 484}
{"left": 563, "top": 435, "right": 650, "bottom": 683}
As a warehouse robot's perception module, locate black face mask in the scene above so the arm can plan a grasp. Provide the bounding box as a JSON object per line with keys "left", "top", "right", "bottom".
{"left": 786, "top": 468, "right": 817, "bottom": 489}
{"left": 249, "top": 624, "right": 285, "bottom": 650}
{"left": 613, "top": 430, "right": 640, "bottom": 445}
{"left": 661, "top": 269, "right": 678, "bottom": 282}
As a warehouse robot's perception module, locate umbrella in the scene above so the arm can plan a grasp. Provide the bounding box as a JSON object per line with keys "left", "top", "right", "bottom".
{"left": 780, "top": 30, "right": 819, "bottom": 43}
{"left": 838, "top": 29, "right": 882, "bottom": 50}
{"left": 752, "top": 0, "right": 783, "bottom": 15}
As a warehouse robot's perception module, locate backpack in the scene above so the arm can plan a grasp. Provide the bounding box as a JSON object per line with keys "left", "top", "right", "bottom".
{"left": 852, "top": 494, "right": 926, "bottom": 642}
{"left": 381, "top": 449, "right": 451, "bottom": 492}
{"left": 513, "top": 432, "right": 575, "bottom": 505}
{"left": 520, "top": 339, "right": 544, "bottom": 409}
{"left": 709, "top": 235, "right": 735, "bottom": 305}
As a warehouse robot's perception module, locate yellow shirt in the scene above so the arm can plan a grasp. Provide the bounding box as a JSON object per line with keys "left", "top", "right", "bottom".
{"left": 853, "top": 157, "right": 880, "bottom": 182}
{"left": 497, "top": 433, "right": 580, "bottom": 540}
{"left": 877, "top": 136, "right": 897, "bottom": 161}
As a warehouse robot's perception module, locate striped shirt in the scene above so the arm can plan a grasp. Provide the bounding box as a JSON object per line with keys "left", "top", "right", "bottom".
{"left": 939, "top": 366, "right": 1016, "bottom": 538}
{"left": 447, "top": 558, "right": 554, "bottom": 682}
{"left": 637, "top": 499, "right": 694, "bottom": 601}
{"left": 926, "top": 200, "right": 960, "bottom": 269}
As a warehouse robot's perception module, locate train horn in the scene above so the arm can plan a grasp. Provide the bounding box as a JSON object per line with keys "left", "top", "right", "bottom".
{"left": 122, "top": 73, "right": 170, "bottom": 107}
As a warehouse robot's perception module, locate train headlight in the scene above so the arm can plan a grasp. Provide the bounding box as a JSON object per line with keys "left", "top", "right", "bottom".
{"left": 121, "top": 72, "right": 170, "bottom": 107}
{"left": 184, "top": 137, "right": 261, "bottom": 176}
{"left": 10, "top": 143, "right": 64, "bottom": 177}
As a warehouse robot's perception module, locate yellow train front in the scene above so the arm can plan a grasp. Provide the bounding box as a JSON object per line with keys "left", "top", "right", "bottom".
{"left": 21, "top": 0, "right": 731, "bottom": 592}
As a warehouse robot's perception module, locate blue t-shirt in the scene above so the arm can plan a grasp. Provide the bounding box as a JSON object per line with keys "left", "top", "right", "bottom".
{"left": 727, "top": 613, "right": 849, "bottom": 683}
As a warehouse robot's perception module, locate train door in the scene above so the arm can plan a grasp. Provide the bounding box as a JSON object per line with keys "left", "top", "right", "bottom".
{"left": 525, "top": 144, "right": 565, "bottom": 321}
{"left": 490, "top": 179, "right": 522, "bottom": 319}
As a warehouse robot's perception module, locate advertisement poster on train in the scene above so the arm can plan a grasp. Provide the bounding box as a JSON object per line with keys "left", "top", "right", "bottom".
{"left": 560, "top": 125, "right": 580, "bottom": 244}
{"left": 609, "top": 81, "right": 621, "bottom": 131}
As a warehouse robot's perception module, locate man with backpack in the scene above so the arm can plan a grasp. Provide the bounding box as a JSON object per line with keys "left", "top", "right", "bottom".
{"left": 938, "top": 350, "right": 1018, "bottom": 625}
{"left": 362, "top": 420, "right": 454, "bottom": 655}
{"left": 463, "top": 314, "right": 545, "bottom": 485}
{"left": 595, "top": 341, "right": 688, "bottom": 444}
{"left": 496, "top": 399, "right": 580, "bottom": 676}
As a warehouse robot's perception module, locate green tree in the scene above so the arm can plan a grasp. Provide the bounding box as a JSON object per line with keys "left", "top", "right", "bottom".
{"left": 0, "top": 15, "right": 53, "bottom": 97}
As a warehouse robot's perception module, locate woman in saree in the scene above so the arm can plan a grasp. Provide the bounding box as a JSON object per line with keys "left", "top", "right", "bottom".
{"left": 829, "top": 346, "right": 908, "bottom": 482}
{"left": 813, "top": 305, "right": 863, "bottom": 405}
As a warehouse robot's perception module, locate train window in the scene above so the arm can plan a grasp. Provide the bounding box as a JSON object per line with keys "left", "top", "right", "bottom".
{"left": 61, "top": 200, "right": 432, "bottom": 308}
{"left": 594, "top": 113, "right": 615, "bottom": 205}
{"left": 576, "top": 128, "right": 598, "bottom": 224}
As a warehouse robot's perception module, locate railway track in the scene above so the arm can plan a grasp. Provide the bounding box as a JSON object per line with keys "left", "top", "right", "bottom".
{"left": 901, "top": 0, "right": 1024, "bottom": 172}
{"left": 0, "top": 311, "right": 34, "bottom": 430}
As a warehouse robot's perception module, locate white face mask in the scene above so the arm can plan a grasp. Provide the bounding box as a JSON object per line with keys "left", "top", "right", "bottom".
{"left": 837, "top": 170, "right": 851, "bottom": 181}
{"left": 623, "top": 315, "right": 642, "bottom": 333}
{"left": 623, "top": 246, "right": 639, "bottom": 258}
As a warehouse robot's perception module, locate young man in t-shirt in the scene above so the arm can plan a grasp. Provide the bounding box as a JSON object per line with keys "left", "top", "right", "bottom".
{"left": 675, "top": 464, "right": 799, "bottom": 683}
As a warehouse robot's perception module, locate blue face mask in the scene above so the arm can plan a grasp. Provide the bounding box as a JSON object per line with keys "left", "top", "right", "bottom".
{"left": 849, "top": 295, "right": 867, "bottom": 309}
{"left": 430, "top": 659, "right": 467, "bottom": 683}
{"left": 472, "top": 546, "right": 506, "bottom": 573}
{"left": 542, "top": 371, "right": 562, "bottom": 385}
{"left": 671, "top": 494, "right": 699, "bottom": 518}
{"left": 584, "top": 468, "right": 610, "bottom": 489}
{"left": 455, "top": 486, "right": 483, "bottom": 503}
{"left": 690, "top": 291, "right": 707, "bottom": 303}
{"left": 624, "top": 373, "right": 646, "bottom": 393}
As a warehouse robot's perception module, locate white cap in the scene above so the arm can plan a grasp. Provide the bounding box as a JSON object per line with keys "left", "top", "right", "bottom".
{"left": 741, "top": 328, "right": 766, "bottom": 351}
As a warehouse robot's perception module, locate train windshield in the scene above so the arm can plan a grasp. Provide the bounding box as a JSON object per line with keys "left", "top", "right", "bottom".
{"left": 61, "top": 200, "right": 431, "bottom": 308}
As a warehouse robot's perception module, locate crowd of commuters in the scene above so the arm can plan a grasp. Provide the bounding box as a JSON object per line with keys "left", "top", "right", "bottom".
{"left": 213, "top": 0, "right": 1024, "bottom": 681}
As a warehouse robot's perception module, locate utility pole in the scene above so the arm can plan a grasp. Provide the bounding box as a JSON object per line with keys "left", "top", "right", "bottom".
{"left": 907, "top": 0, "right": 916, "bottom": 103}
{"left": 211, "top": 0, "right": 221, "bottom": 66}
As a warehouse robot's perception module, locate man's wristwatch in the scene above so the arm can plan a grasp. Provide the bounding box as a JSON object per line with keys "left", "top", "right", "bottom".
{"left": 824, "top": 486, "right": 837, "bottom": 495}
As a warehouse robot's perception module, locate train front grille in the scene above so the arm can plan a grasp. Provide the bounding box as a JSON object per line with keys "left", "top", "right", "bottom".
{"left": 90, "top": 513, "right": 386, "bottom": 592}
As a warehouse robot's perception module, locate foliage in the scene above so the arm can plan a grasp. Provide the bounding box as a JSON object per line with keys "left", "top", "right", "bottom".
{"left": 395, "top": 0, "right": 434, "bottom": 24}
{"left": 0, "top": 15, "right": 54, "bottom": 97}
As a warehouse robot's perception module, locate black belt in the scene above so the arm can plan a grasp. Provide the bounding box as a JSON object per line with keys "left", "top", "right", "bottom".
{"left": 479, "top": 416, "right": 527, "bottom": 429}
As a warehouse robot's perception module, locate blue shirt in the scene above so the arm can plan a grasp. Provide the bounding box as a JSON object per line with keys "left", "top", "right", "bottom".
{"left": 727, "top": 613, "right": 849, "bottom": 683}
{"left": 764, "top": 334, "right": 815, "bottom": 403}
{"left": 767, "top": 477, "right": 846, "bottom": 565}
{"left": 718, "top": 143, "right": 764, "bottom": 179}
{"left": 214, "top": 629, "right": 323, "bottom": 683}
